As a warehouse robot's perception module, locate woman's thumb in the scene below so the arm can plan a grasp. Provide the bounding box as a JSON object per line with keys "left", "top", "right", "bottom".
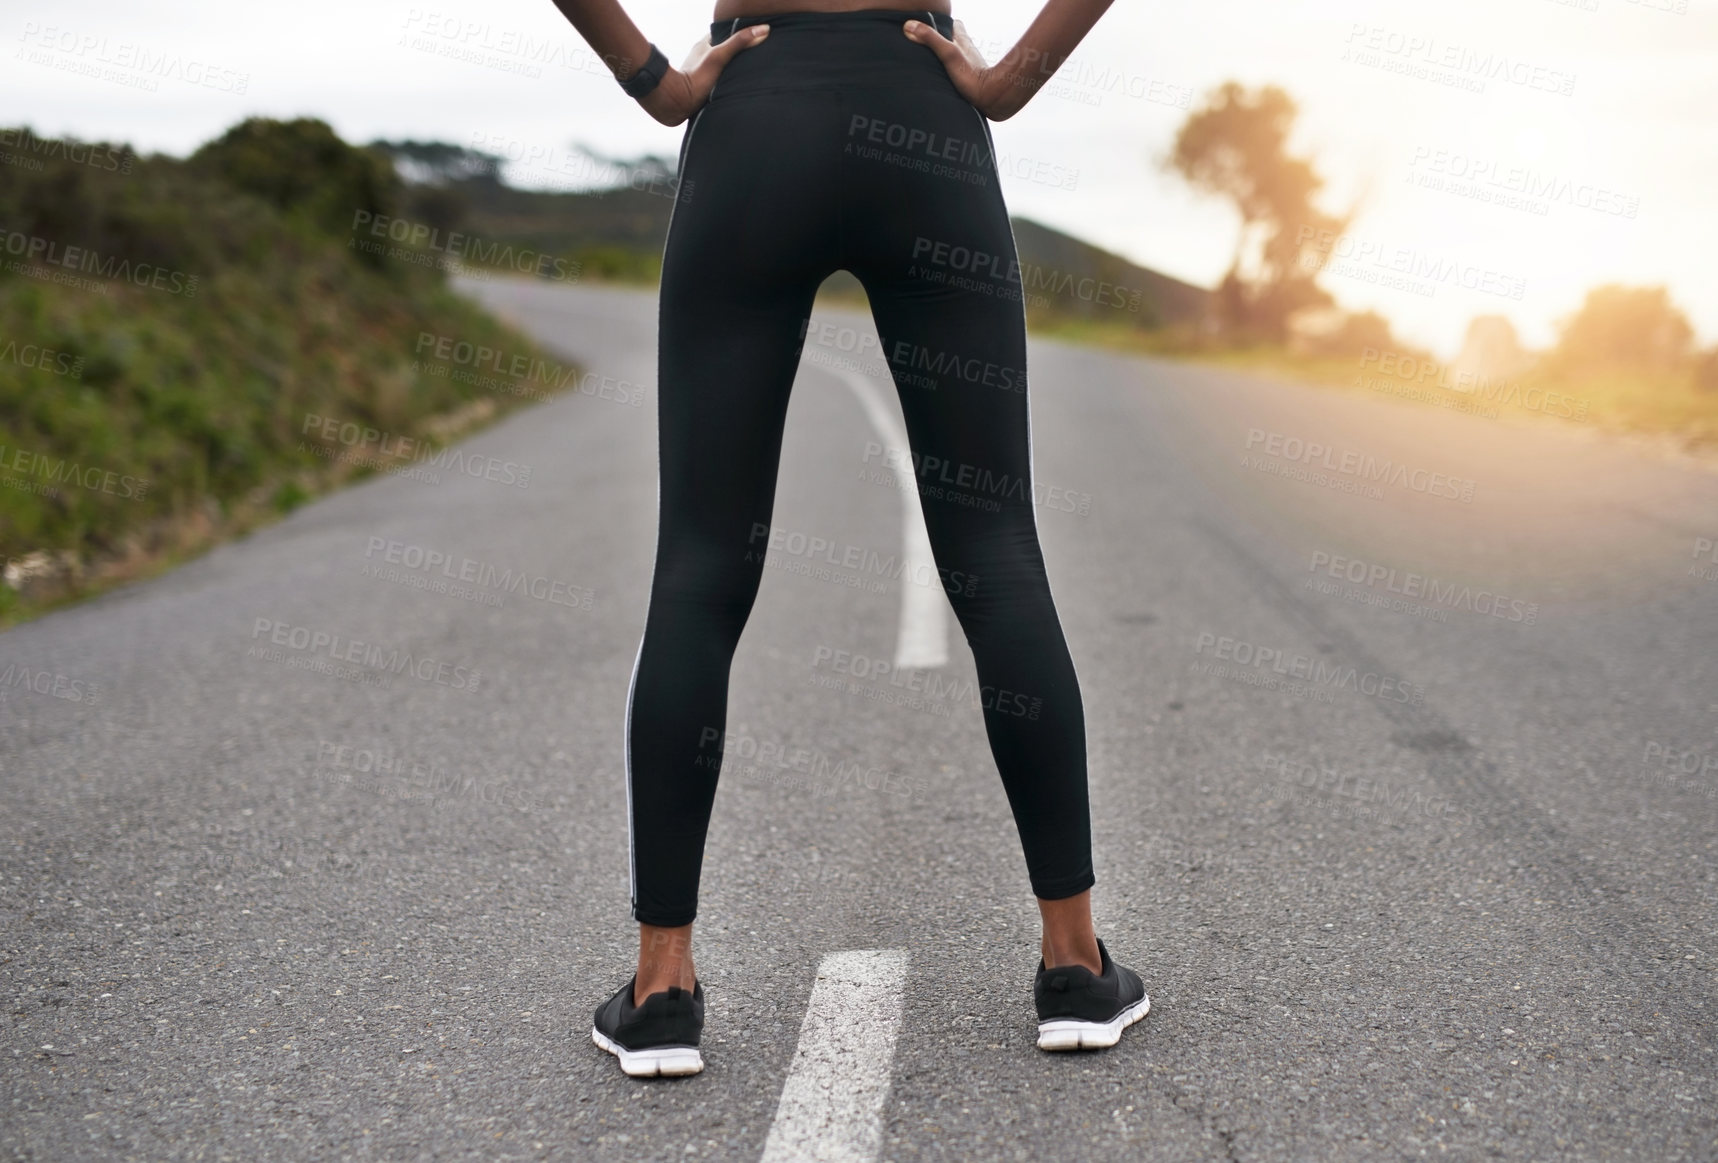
{"left": 903, "top": 19, "right": 956, "bottom": 61}
{"left": 713, "top": 22, "right": 770, "bottom": 63}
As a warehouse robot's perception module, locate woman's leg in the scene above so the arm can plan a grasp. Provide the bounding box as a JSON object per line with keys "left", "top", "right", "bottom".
{"left": 844, "top": 86, "right": 1101, "bottom": 972}
{"left": 865, "top": 277, "right": 1102, "bottom": 970}
{"left": 626, "top": 92, "right": 841, "bottom": 990}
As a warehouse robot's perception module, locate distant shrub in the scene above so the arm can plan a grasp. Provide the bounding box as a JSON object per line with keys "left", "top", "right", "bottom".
{"left": 190, "top": 117, "right": 402, "bottom": 251}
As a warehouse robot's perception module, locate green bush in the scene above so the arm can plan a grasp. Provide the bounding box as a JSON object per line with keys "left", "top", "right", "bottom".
{"left": 189, "top": 117, "right": 402, "bottom": 252}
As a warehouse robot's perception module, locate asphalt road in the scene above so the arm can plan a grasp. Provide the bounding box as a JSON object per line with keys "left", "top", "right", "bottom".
{"left": 4, "top": 277, "right": 1716, "bottom": 1161}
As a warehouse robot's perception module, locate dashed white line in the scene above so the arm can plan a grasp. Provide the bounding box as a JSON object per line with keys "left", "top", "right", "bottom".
{"left": 833, "top": 369, "right": 949, "bottom": 671}
{"left": 758, "top": 949, "right": 910, "bottom": 1163}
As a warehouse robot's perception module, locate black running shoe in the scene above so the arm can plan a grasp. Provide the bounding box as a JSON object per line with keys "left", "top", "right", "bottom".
{"left": 1033, "top": 939, "right": 1150, "bottom": 1051}
{"left": 591, "top": 976, "right": 705, "bottom": 1077}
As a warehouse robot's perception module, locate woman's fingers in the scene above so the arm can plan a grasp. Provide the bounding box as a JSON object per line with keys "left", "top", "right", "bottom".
{"left": 902, "top": 19, "right": 984, "bottom": 105}
{"left": 680, "top": 34, "right": 713, "bottom": 74}
{"left": 949, "top": 20, "right": 989, "bottom": 68}
{"left": 683, "top": 23, "right": 768, "bottom": 102}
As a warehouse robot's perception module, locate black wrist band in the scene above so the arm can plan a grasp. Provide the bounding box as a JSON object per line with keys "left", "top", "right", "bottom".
{"left": 620, "top": 43, "right": 669, "bottom": 99}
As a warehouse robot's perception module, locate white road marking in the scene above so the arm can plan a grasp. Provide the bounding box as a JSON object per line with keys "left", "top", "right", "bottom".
{"left": 759, "top": 949, "right": 910, "bottom": 1163}
{"left": 833, "top": 369, "right": 949, "bottom": 671}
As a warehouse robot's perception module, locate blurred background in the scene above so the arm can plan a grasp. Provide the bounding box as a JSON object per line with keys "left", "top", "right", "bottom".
{"left": 2, "top": 0, "right": 1715, "bottom": 613}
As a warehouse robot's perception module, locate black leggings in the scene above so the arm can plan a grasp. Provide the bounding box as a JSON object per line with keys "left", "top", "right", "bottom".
{"left": 626, "top": 8, "right": 1093, "bottom": 926}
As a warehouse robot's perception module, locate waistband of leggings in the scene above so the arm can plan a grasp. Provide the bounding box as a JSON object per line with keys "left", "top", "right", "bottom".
{"left": 710, "top": 8, "right": 954, "bottom": 45}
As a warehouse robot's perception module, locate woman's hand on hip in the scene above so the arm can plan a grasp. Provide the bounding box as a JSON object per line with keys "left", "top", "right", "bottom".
{"left": 635, "top": 25, "right": 770, "bottom": 125}
{"left": 903, "top": 18, "right": 1020, "bottom": 121}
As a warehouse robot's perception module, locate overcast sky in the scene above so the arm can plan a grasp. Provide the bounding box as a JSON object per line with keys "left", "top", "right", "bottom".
{"left": 7, "top": 0, "right": 1715, "bottom": 355}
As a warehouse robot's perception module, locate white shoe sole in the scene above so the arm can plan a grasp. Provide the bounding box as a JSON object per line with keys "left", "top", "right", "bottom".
{"left": 1037, "top": 994, "right": 1151, "bottom": 1051}
{"left": 591, "top": 1027, "right": 705, "bottom": 1077}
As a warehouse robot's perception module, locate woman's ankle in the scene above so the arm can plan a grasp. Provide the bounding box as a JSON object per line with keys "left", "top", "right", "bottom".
{"left": 1040, "top": 934, "right": 1103, "bottom": 974}
{"left": 1036, "top": 889, "right": 1103, "bottom": 973}
{"left": 635, "top": 922, "right": 696, "bottom": 1005}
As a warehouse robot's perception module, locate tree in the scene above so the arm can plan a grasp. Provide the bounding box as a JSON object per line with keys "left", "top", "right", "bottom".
{"left": 1552, "top": 285, "right": 1693, "bottom": 371}
{"left": 1165, "top": 83, "right": 1348, "bottom": 342}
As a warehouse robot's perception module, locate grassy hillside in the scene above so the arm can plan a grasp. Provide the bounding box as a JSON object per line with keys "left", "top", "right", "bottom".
{"left": 0, "top": 120, "right": 570, "bottom": 626}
